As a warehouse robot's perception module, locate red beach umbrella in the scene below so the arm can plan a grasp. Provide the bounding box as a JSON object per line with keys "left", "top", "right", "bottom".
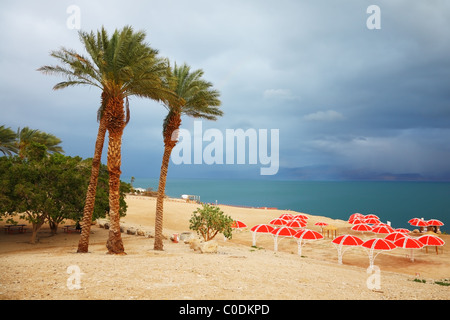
{"left": 362, "top": 238, "right": 396, "bottom": 267}
{"left": 394, "top": 228, "right": 410, "bottom": 234}
{"left": 251, "top": 224, "right": 274, "bottom": 233}
{"left": 286, "top": 219, "right": 307, "bottom": 228}
{"left": 293, "top": 214, "right": 309, "bottom": 220}
{"left": 332, "top": 235, "right": 364, "bottom": 264}
{"left": 271, "top": 226, "right": 297, "bottom": 237}
{"left": 349, "top": 218, "right": 365, "bottom": 225}
{"left": 385, "top": 232, "right": 408, "bottom": 242}
{"left": 409, "top": 218, "right": 428, "bottom": 227}
{"left": 315, "top": 222, "right": 328, "bottom": 227}
{"left": 418, "top": 235, "right": 445, "bottom": 246}
{"left": 365, "top": 214, "right": 380, "bottom": 220}
{"left": 351, "top": 223, "right": 373, "bottom": 233}
{"left": 279, "top": 213, "right": 294, "bottom": 220}
{"left": 294, "top": 229, "right": 324, "bottom": 256}
{"left": 271, "top": 227, "right": 297, "bottom": 252}
{"left": 417, "top": 235, "right": 445, "bottom": 255}
{"left": 315, "top": 221, "right": 328, "bottom": 232}
{"left": 269, "top": 218, "right": 288, "bottom": 226}
{"left": 349, "top": 213, "right": 364, "bottom": 221}
{"left": 427, "top": 219, "right": 444, "bottom": 227}
{"left": 231, "top": 220, "right": 247, "bottom": 229}
{"left": 394, "top": 237, "right": 424, "bottom": 262}
{"left": 372, "top": 225, "right": 394, "bottom": 235}
{"left": 364, "top": 218, "right": 381, "bottom": 225}
{"left": 250, "top": 224, "right": 274, "bottom": 246}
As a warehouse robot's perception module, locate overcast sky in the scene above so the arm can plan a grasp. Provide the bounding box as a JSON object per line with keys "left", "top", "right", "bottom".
{"left": 1, "top": 0, "right": 450, "bottom": 180}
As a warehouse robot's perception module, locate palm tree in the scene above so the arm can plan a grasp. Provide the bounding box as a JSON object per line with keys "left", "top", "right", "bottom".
{"left": 16, "top": 127, "right": 64, "bottom": 158}
{"left": 39, "top": 26, "right": 177, "bottom": 254}
{"left": 154, "top": 63, "right": 222, "bottom": 251}
{"left": 0, "top": 125, "right": 18, "bottom": 156}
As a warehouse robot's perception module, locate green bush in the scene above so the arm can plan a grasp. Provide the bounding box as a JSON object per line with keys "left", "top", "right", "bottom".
{"left": 189, "top": 203, "right": 233, "bottom": 241}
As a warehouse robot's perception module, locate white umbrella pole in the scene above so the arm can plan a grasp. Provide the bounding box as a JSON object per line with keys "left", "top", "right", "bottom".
{"left": 252, "top": 232, "right": 256, "bottom": 247}
{"left": 274, "top": 236, "right": 278, "bottom": 252}
{"left": 337, "top": 245, "right": 343, "bottom": 265}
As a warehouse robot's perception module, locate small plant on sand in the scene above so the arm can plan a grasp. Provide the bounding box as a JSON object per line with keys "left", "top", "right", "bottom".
{"left": 189, "top": 204, "right": 233, "bottom": 241}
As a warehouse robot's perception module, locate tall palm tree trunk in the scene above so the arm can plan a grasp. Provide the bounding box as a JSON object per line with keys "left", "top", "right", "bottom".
{"left": 77, "top": 115, "right": 107, "bottom": 253}
{"left": 105, "top": 95, "right": 126, "bottom": 255}
{"left": 154, "top": 145, "right": 173, "bottom": 250}
{"left": 154, "top": 114, "right": 181, "bottom": 251}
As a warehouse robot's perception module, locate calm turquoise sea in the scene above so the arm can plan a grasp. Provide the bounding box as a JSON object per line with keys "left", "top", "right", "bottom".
{"left": 127, "top": 178, "right": 450, "bottom": 232}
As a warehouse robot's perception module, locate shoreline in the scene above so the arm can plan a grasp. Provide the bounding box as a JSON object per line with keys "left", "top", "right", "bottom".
{"left": 1, "top": 195, "right": 449, "bottom": 300}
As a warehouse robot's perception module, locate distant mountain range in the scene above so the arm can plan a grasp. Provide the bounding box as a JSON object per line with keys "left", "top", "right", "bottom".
{"left": 275, "top": 165, "right": 450, "bottom": 182}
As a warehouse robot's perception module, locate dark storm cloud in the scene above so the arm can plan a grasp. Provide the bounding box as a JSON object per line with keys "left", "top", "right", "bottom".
{"left": 1, "top": 0, "right": 449, "bottom": 179}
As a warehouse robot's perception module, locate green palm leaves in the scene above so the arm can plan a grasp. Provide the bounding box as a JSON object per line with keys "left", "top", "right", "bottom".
{"left": 0, "top": 126, "right": 63, "bottom": 158}
{"left": 0, "top": 126, "right": 18, "bottom": 156}
{"left": 38, "top": 25, "right": 223, "bottom": 254}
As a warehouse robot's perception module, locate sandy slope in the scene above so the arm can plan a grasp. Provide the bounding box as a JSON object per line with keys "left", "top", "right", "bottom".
{"left": 1, "top": 196, "right": 449, "bottom": 300}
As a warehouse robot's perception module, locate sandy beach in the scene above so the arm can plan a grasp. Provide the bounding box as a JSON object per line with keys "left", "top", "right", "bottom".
{"left": 1, "top": 195, "right": 449, "bottom": 300}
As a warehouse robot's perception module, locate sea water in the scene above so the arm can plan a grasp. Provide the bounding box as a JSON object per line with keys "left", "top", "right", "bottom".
{"left": 127, "top": 178, "right": 450, "bottom": 232}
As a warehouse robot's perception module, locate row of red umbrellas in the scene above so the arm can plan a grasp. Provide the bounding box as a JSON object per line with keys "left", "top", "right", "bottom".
{"left": 250, "top": 221, "right": 324, "bottom": 254}
{"left": 408, "top": 218, "right": 444, "bottom": 227}
{"left": 332, "top": 233, "right": 445, "bottom": 266}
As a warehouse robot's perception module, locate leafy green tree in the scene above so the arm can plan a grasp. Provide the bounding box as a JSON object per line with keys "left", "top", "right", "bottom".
{"left": 189, "top": 204, "right": 233, "bottom": 241}
{"left": 38, "top": 26, "right": 178, "bottom": 254}
{"left": 154, "top": 63, "right": 222, "bottom": 251}
{"left": 0, "top": 154, "right": 129, "bottom": 243}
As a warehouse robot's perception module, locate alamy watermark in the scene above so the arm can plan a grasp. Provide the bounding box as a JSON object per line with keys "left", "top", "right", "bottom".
{"left": 366, "top": 265, "right": 381, "bottom": 290}
{"left": 66, "top": 5, "right": 81, "bottom": 30}
{"left": 171, "top": 121, "right": 280, "bottom": 176}
{"left": 66, "top": 265, "right": 82, "bottom": 290}
{"left": 367, "top": 5, "right": 381, "bottom": 30}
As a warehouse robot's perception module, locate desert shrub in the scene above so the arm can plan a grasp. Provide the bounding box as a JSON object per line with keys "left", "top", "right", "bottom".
{"left": 189, "top": 203, "right": 233, "bottom": 241}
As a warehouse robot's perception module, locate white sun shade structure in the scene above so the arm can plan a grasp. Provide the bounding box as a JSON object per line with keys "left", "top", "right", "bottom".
{"left": 250, "top": 224, "right": 274, "bottom": 246}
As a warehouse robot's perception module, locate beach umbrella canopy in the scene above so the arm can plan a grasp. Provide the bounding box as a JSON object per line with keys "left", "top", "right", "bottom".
{"left": 294, "top": 229, "right": 323, "bottom": 240}
{"left": 349, "top": 218, "right": 365, "bottom": 225}
{"left": 315, "top": 221, "right": 328, "bottom": 232}
{"left": 293, "top": 214, "right": 309, "bottom": 220}
{"left": 332, "top": 234, "right": 364, "bottom": 246}
{"left": 332, "top": 235, "right": 364, "bottom": 264}
{"left": 394, "top": 228, "right": 410, "bottom": 234}
{"left": 372, "top": 225, "right": 394, "bottom": 235}
{"left": 364, "top": 214, "right": 380, "bottom": 220}
{"left": 250, "top": 224, "right": 274, "bottom": 246}
{"left": 362, "top": 238, "right": 396, "bottom": 267}
{"left": 315, "top": 222, "right": 328, "bottom": 227}
{"left": 271, "top": 226, "right": 297, "bottom": 252}
{"left": 269, "top": 218, "right": 288, "bottom": 226}
{"left": 231, "top": 220, "right": 247, "bottom": 229}
{"left": 394, "top": 237, "right": 424, "bottom": 262}
{"left": 351, "top": 223, "right": 373, "bottom": 233}
{"left": 427, "top": 219, "right": 444, "bottom": 227}
{"left": 251, "top": 224, "right": 274, "bottom": 233}
{"left": 418, "top": 235, "right": 445, "bottom": 254}
{"left": 271, "top": 226, "right": 298, "bottom": 237}
{"left": 409, "top": 218, "right": 428, "bottom": 227}
{"left": 279, "top": 213, "right": 294, "bottom": 220}
{"left": 349, "top": 213, "right": 364, "bottom": 221}
{"left": 385, "top": 232, "right": 408, "bottom": 242}
{"left": 294, "top": 229, "right": 324, "bottom": 256}
{"left": 286, "top": 219, "right": 307, "bottom": 228}
{"left": 417, "top": 235, "right": 445, "bottom": 246}
{"left": 364, "top": 218, "right": 381, "bottom": 225}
